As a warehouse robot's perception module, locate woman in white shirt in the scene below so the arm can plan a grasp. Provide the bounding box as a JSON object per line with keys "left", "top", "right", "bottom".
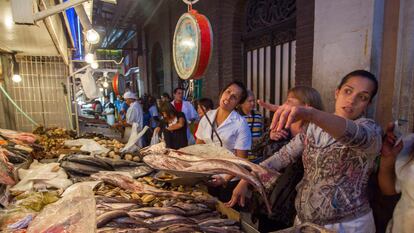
{"left": 379, "top": 123, "right": 414, "bottom": 233}
{"left": 196, "top": 81, "right": 252, "bottom": 188}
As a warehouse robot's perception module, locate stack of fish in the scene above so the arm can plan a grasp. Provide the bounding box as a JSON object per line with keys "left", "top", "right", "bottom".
{"left": 142, "top": 143, "right": 279, "bottom": 214}
{"left": 59, "top": 154, "right": 153, "bottom": 179}
{"left": 92, "top": 172, "right": 242, "bottom": 233}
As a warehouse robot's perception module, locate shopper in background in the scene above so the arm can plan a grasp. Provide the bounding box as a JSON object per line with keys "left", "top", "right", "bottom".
{"left": 161, "top": 92, "right": 171, "bottom": 103}
{"left": 228, "top": 70, "right": 382, "bottom": 233}
{"left": 238, "top": 90, "right": 263, "bottom": 142}
{"left": 148, "top": 95, "right": 159, "bottom": 129}
{"left": 171, "top": 87, "right": 198, "bottom": 144}
{"left": 154, "top": 102, "right": 188, "bottom": 149}
{"left": 250, "top": 86, "right": 324, "bottom": 232}
{"left": 102, "top": 95, "right": 115, "bottom": 125}
{"left": 113, "top": 91, "right": 144, "bottom": 144}
{"left": 238, "top": 90, "right": 263, "bottom": 162}
{"left": 92, "top": 100, "right": 103, "bottom": 119}
{"left": 194, "top": 98, "right": 214, "bottom": 139}
{"left": 378, "top": 122, "right": 412, "bottom": 233}
{"left": 196, "top": 81, "right": 251, "bottom": 202}
{"left": 114, "top": 95, "right": 127, "bottom": 121}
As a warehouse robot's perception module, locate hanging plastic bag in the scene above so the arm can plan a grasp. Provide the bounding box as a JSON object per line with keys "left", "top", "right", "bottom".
{"left": 77, "top": 69, "right": 102, "bottom": 100}
{"left": 121, "top": 124, "right": 149, "bottom": 153}
{"left": 150, "top": 130, "right": 160, "bottom": 146}
{"left": 27, "top": 184, "right": 96, "bottom": 233}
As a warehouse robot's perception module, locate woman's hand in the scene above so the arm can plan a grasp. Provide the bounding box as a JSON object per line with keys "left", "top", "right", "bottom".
{"left": 270, "top": 129, "right": 290, "bottom": 141}
{"left": 225, "top": 179, "right": 249, "bottom": 208}
{"left": 378, "top": 122, "right": 404, "bottom": 195}
{"left": 259, "top": 102, "right": 312, "bottom": 132}
{"left": 381, "top": 122, "right": 403, "bottom": 159}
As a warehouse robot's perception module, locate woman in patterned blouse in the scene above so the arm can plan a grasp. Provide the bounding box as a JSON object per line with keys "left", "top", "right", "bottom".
{"left": 227, "top": 70, "right": 382, "bottom": 233}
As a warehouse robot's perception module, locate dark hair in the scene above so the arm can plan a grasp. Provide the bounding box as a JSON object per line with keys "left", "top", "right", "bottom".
{"left": 104, "top": 95, "right": 110, "bottom": 99}
{"left": 288, "top": 86, "right": 324, "bottom": 111}
{"left": 197, "top": 98, "right": 214, "bottom": 111}
{"left": 337, "top": 70, "right": 378, "bottom": 102}
{"left": 158, "top": 102, "right": 178, "bottom": 118}
{"left": 161, "top": 92, "right": 171, "bottom": 99}
{"left": 220, "top": 81, "right": 248, "bottom": 105}
{"left": 173, "top": 87, "right": 184, "bottom": 94}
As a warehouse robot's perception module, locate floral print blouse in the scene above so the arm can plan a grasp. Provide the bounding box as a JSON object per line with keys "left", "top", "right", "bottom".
{"left": 260, "top": 118, "right": 382, "bottom": 225}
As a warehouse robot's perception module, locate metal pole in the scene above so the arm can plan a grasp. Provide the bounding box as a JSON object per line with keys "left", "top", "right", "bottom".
{"left": 33, "top": 0, "right": 88, "bottom": 22}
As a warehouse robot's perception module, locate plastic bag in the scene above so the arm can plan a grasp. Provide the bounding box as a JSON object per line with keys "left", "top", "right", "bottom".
{"left": 0, "top": 208, "right": 37, "bottom": 232}
{"left": 77, "top": 69, "right": 102, "bottom": 100}
{"left": 10, "top": 160, "right": 72, "bottom": 192}
{"left": 64, "top": 139, "right": 109, "bottom": 155}
{"left": 27, "top": 184, "right": 96, "bottom": 233}
{"left": 121, "top": 124, "right": 149, "bottom": 153}
{"left": 150, "top": 129, "right": 160, "bottom": 146}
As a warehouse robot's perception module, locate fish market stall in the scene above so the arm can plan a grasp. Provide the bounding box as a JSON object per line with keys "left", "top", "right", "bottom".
{"left": 1, "top": 127, "right": 260, "bottom": 232}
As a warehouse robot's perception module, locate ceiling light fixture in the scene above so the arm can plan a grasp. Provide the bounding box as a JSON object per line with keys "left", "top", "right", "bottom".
{"left": 86, "top": 29, "right": 100, "bottom": 44}
{"left": 91, "top": 62, "right": 99, "bottom": 69}
{"left": 11, "top": 55, "right": 22, "bottom": 83}
{"left": 85, "top": 53, "right": 95, "bottom": 63}
{"left": 12, "top": 74, "right": 22, "bottom": 83}
{"left": 103, "top": 80, "right": 109, "bottom": 88}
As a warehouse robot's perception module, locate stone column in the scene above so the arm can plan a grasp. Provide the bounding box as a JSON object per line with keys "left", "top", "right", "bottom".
{"left": 392, "top": 0, "right": 414, "bottom": 133}
{"left": 312, "top": 0, "right": 383, "bottom": 113}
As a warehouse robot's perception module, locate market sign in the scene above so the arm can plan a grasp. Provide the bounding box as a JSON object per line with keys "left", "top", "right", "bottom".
{"left": 173, "top": 8, "right": 213, "bottom": 80}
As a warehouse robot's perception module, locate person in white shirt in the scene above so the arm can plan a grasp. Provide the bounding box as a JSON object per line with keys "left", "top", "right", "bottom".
{"left": 171, "top": 87, "right": 198, "bottom": 144}
{"left": 196, "top": 81, "right": 252, "bottom": 189}
{"left": 102, "top": 95, "right": 115, "bottom": 125}
{"left": 379, "top": 122, "right": 414, "bottom": 233}
{"left": 113, "top": 92, "right": 143, "bottom": 143}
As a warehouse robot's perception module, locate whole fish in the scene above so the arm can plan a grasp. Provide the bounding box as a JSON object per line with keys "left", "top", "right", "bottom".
{"left": 143, "top": 214, "right": 195, "bottom": 228}
{"left": 182, "top": 159, "right": 272, "bottom": 214}
{"left": 156, "top": 223, "right": 201, "bottom": 233}
{"left": 65, "top": 154, "right": 113, "bottom": 170}
{"left": 198, "top": 218, "right": 237, "bottom": 227}
{"left": 200, "top": 226, "right": 242, "bottom": 233}
{"left": 96, "top": 196, "right": 142, "bottom": 204}
{"left": 97, "top": 210, "right": 129, "bottom": 228}
{"left": 91, "top": 172, "right": 194, "bottom": 200}
{"left": 172, "top": 202, "right": 211, "bottom": 216}
{"left": 128, "top": 210, "right": 154, "bottom": 219}
{"left": 114, "top": 165, "right": 153, "bottom": 178}
{"left": 105, "top": 216, "right": 150, "bottom": 229}
{"left": 98, "top": 202, "right": 139, "bottom": 211}
{"left": 0, "top": 149, "right": 16, "bottom": 185}
{"left": 100, "top": 156, "right": 145, "bottom": 168}
{"left": 143, "top": 155, "right": 191, "bottom": 171}
{"left": 98, "top": 227, "right": 153, "bottom": 233}
{"left": 189, "top": 211, "right": 220, "bottom": 221}
{"left": 60, "top": 160, "right": 105, "bottom": 176}
{"left": 140, "top": 142, "right": 167, "bottom": 155}
{"left": 143, "top": 155, "right": 272, "bottom": 213}
{"left": 129, "top": 207, "right": 186, "bottom": 216}
{"left": 159, "top": 148, "right": 280, "bottom": 187}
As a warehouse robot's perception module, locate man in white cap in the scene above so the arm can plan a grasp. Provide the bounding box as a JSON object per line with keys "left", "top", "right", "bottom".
{"left": 113, "top": 91, "right": 143, "bottom": 143}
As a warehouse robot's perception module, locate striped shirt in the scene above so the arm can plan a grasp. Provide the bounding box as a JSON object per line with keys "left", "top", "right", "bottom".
{"left": 243, "top": 110, "right": 263, "bottom": 139}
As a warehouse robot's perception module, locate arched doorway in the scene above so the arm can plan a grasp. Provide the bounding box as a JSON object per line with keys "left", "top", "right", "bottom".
{"left": 151, "top": 42, "right": 164, "bottom": 97}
